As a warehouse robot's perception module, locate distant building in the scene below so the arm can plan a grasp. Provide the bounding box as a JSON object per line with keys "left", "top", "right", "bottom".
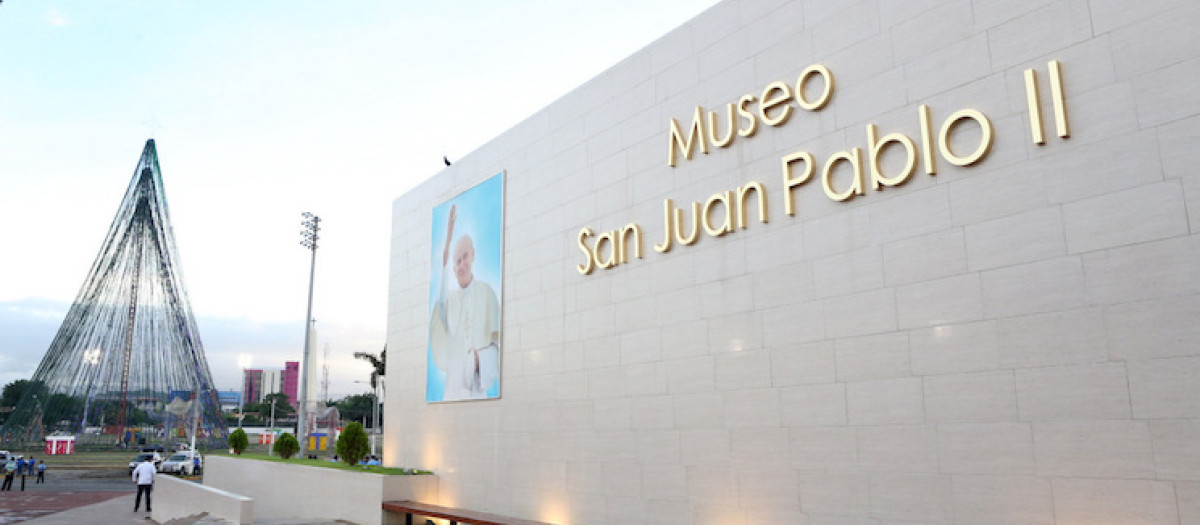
{"left": 241, "top": 369, "right": 263, "bottom": 405}
{"left": 241, "top": 361, "right": 299, "bottom": 407}
{"left": 217, "top": 391, "right": 240, "bottom": 412}
{"left": 282, "top": 361, "right": 299, "bottom": 408}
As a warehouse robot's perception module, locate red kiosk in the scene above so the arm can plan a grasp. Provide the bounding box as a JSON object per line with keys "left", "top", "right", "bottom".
{"left": 44, "top": 435, "right": 76, "bottom": 455}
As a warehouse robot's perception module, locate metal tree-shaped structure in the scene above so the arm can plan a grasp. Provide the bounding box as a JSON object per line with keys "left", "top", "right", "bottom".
{"left": 1, "top": 139, "right": 227, "bottom": 447}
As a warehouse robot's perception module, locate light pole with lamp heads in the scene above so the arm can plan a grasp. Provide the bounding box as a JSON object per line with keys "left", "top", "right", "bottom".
{"left": 297, "top": 212, "right": 320, "bottom": 453}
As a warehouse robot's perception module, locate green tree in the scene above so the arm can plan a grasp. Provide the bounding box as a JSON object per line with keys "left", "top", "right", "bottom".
{"left": 43, "top": 393, "right": 84, "bottom": 430}
{"left": 335, "top": 422, "right": 369, "bottom": 465}
{"left": 261, "top": 393, "right": 294, "bottom": 415}
{"left": 228, "top": 428, "right": 249, "bottom": 454}
{"left": 0, "top": 379, "right": 29, "bottom": 424}
{"left": 353, "top": 347, "right": 386, "bottom": 389}
{"left": 274, "top": 432, "right": 300, "bottom": 459}
{"left": 333, "top": 394, "right": 374, "bottom": 427}
{"left": 1, "top": 379, "right": 29, "bottom": 408}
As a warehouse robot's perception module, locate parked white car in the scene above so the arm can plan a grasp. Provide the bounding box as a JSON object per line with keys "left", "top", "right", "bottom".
{"left": 161, "top": 452, "right": 202, "bottom": 475}
{"left": 128, "top": 452, "right": 163, "bottom": 473}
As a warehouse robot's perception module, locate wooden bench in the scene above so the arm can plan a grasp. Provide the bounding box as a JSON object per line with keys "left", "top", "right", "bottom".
{"left": 382, "top": 500, "right": 553, "bottom": 525}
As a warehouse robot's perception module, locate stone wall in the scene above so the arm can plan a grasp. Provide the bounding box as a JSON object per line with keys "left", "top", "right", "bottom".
{"left": 204, "top": 456, "right": 437, "bottom": 525}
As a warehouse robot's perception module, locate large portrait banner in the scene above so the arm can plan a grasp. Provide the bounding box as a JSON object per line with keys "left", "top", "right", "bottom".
{"left": 426, "top": 172, "right": 504, "bottom": 402}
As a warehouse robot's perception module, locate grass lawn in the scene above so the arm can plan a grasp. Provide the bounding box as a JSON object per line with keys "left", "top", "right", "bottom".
{"left": 221, "top": 452, "right": 429, "bottom": 475}
{"left": 5, "top": 450, "right": 140, "bottom": 470}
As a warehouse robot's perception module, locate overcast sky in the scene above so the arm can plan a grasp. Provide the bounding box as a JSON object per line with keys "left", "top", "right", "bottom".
{"left": 0, "top": 1, "right": 719, "bottom": 399}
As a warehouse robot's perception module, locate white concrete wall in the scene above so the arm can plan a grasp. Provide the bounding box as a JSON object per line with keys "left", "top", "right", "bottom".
{"left": 386, "top": 1, "right": 1200, "bottom": 523}
{"left": 154, "top": 474, "right": 254, "bottom": 525}
{"left": 204, "top": 455, "right": 438, "bottom": 525}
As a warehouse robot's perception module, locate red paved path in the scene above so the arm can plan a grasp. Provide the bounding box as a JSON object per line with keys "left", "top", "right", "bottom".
{"left": 0, "top": 491, "right": 127, "bottom": 523}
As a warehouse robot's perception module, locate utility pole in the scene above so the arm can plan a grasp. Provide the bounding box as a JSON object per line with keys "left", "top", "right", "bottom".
{"left": 297, "top": 212, "right": 320, "bottom": 450}
{"left": 268, "top": 397, "right": 277, "bottom": 456}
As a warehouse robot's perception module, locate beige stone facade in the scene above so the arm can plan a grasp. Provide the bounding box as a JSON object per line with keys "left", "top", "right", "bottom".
{"left": 386, "top": 1, "right": 1200, "bottom": 523}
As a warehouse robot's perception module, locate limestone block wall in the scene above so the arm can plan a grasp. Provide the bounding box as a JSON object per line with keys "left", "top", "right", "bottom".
{"left": 154, "top": 473, "right": 253, "bottom": 525}
{"left": 203, "top": 456, "right": 438, "bottom": 525}
{"left": 386, "top": 0, "right": 1200, "bottom": 523}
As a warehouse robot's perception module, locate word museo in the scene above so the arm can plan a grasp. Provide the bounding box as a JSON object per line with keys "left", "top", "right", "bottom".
{"left": 576, "top": 61, "right": 1069, "bottom": 275}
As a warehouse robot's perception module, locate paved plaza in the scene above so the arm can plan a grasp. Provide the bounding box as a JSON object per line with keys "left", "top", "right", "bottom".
{"left": 0, "top": 469, "right": 348, "bottom": 525}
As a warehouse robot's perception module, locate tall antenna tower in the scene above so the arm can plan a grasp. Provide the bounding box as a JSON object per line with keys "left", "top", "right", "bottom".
{"left": 320, "top": 343, "right": 330, "bottom": 403}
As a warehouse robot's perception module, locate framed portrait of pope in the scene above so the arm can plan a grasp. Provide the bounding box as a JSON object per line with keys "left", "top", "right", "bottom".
{"left": 426, "top": 172, "right": 504, "bottom": 402}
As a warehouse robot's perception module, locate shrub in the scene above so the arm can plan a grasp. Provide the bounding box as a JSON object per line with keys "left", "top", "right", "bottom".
{"left": 228, "top": 428, "right": 249, "bottom": 455}
{"left": 335, "top": 422, "right": 369, "bottom": 465}
{"left": 274, "top": 432, "right": 300, "bottom": 459}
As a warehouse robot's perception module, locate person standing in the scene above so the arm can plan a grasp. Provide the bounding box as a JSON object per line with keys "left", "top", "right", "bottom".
{"left": 131, "top": 456, "right": 156, "bottom": 512}
{"left": 1, "top": 457, "right": 15, "bottom": 491}
{"left": 16, "top": 456, "right": 27, "bottom": 491}
{"left": 36, "top": 460, "right": 46, "bottom": 483}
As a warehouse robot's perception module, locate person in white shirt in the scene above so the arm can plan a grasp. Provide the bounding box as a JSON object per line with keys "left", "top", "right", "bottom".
{"left": 429, "top": 204, "right": 501, "bottom": 401}
{"left": 131, "top": 457, "right": 156, "bottom": 512}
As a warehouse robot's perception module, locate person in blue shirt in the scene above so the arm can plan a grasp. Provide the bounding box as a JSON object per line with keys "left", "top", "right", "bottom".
{"left": 16, "top": 457, "right": 28, "bottom": 491}
{"left": 36, "top": 460, "right": 46, "bottom": 483}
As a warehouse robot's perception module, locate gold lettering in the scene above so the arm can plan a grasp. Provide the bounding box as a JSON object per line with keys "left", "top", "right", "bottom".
{"left": 919, "top": 104, "right": 936, "bottom": 175}
{"left": 1024, "top": 68, "right": 1045, "bottom": 145}
{"left": 618, "top": 223, "right": 643, "bottom": 262}
{"left": 867, "top": 123, "right": 917, "bottom": 190}
{"left": 938, "top": 109, "right": 993, "bottom": 167}
{"left": 654, "top": 199, "right": 674, "bottom": 253}
{"left": 705, "top": 103, "right": 734, "bottom": 147}
{"left": 576, "top": 228, "right": 595, "bottom": 275}
{"left": 782, "top": 151, "right": 814, "bottom": 216}
{"left": 822, "top": 148, "right": 864, "bottom": 202}
{"left": 667, "top": 107, "right": 708, "bottom": 166}
{"left": 702, "top": 191, "right": 734, "bottom": 237}
{"left": 795, "top": 64, "right": 834, "bottom": 111}
{"left": 736, "top": 181, "right": 768, "bottom": 228}
{"left": 595, "top": 231, "right": 617, "bottom": 269}
{"left": 736, "top": 94, "right": 759, "bottom": 137}
{"left": 707, "top": 104, "right": 736, "bottom": 148}
{"left": 674, "top": 201, "right": 702, "bottom": 246}
{"left": 667, "top": 63, "right": 837, "bottom": 166}
{"left": 758, "top": 81, "right": 794, "bottom": 127}
{"left": 1048, "top": 60, "right": 1070, "bottom": 139}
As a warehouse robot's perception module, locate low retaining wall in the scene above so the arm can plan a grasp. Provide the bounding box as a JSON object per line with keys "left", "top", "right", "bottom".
{"left": 154, "top": 474, "right": 253, "bottom": 525}
{"left": 205, "top": 455, "right": 438, "bottom": 525}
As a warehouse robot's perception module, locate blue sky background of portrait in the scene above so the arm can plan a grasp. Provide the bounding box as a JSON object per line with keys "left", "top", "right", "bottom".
{"left": 426, "top": 172, "right": 504, "bottom": 402}
{"left": 0, "top": 1, "right": 719, "bottom": 398}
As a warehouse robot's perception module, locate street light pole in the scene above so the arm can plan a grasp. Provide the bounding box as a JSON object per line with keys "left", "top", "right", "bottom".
{"left": 298, "top": 212, "right": 320, "bottom": 450}
{"left": 238, "top": 368, "right": 245, "bottom": 429}
{"left": 268, "top": 397, "right": 277, "bottom": 456}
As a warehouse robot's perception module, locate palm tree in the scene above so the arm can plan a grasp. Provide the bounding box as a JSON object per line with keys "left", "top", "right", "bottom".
{"left": 353, "top": 347, "right": 386, "bottom": 431}
{"left": 353, "top": 346, "right": 386, "bottom": 390}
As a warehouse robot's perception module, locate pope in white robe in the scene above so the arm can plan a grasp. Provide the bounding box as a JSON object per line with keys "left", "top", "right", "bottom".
{"left": 429, "top": 204, "right": 501, "bottom": 401}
